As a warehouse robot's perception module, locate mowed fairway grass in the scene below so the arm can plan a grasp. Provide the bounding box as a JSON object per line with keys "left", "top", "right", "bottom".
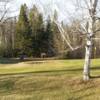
{"left": 0, "top": 59, "right": 100, "bottom": 100}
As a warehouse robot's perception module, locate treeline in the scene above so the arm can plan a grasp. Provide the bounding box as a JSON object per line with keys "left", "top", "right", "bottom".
{"left": 15, "top": 4, "right": 66, "bottom": 58}
{"left": 0, "top": 4, "right": 65, "bottom": 58}
{"left": 0, "top": 4, "right": 100, "bottom": 58}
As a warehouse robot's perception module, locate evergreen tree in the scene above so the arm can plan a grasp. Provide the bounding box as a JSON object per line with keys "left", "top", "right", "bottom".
{"left": 29, "top": 5, "right": 44, "bottom": 57}
{"left": 15, "top": 4, "right": 32, "bottom": 56}
{"left": 44, "top": 16, "right": 55, "bottom": 56}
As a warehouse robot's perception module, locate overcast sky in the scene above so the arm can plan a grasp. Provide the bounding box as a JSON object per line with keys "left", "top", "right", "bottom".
{"left": 14, "top": 0, "right": 75, "bottom": 21}
{"left": 12, "top": 0, "right": 80, "bottom": 23}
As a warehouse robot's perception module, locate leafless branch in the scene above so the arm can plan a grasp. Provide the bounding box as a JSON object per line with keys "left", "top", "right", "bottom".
{"left": 54, "top": 20, "right": 84, "bottom": 51}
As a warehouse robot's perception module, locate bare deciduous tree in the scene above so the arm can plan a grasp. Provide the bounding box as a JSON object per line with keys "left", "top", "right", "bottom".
{"left": 82, "top": 0, "right": 98, "bottom": 80}
{"left": 33, "top": 0, "right": 99, "bottom": 81}
{"left": 0, "top": 0, "right": 16, "bottom": 56}
{"left": 73, "top": 0, "right": 99, "bottom": 80}
{"left": 57, "top": 0, "right": 99, "bottom": 81}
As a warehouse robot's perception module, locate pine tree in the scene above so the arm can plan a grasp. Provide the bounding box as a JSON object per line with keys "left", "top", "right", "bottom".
{"left": 15, "top": 4, "right": 32, "bottom": 56}
{"left": 44, "top": 16, "right": 55, "bottom": 56}
{"left": 29, "top": 5, "right": 44, "bottom": 57}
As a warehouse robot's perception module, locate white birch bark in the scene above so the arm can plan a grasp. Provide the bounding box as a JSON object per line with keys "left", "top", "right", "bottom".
{"left": 83, "top": 0, "right": 98, "bottom": 80}
{"left": 83, "top": 36, "right": 92, "bottom": 80}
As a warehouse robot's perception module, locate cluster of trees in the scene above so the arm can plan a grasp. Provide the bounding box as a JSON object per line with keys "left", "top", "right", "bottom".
{"left": 0, "top": 4, "right": 66, "bottom": 58}
{"left": 0, "top": 3, "right": 100, "bottom": 59}
{"left": 15, "top": 4, "right": 66, "bottom": 57}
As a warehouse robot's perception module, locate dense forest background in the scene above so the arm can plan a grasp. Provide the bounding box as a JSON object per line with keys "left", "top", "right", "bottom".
{"left": 0, "top": 4, "right": 100, "bottom": 59}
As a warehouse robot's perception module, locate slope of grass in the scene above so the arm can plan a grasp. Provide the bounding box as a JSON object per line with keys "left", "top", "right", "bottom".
{"left": 0, "top": 59, "right": 100, "bottom": 100}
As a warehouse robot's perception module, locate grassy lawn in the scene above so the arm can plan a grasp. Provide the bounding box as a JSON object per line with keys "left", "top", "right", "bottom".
{"left": 0, "top": 59, "right": 100, "bottom": 100}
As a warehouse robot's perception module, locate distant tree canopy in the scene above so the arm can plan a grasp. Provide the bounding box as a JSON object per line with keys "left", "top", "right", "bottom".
{"left": 14, "top": 4, "right": 67, "bottom": 58}
{"left": 13, "top": 4, "right": 56, "bottom": 57}
{"left": 15, "top": 4, "right": 32, "bottom": 56}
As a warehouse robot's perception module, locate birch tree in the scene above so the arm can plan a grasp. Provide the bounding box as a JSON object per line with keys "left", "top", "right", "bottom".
{"left": 57, "top": 0, "right": 99, "bottom": 81}
{"left": 73, "top": 0, "right": 99, "bottom": 80}
{"left": 81, "top": 0, "right": 98, "bottom": 80}
{"left": 33, "top": 0, "right": 99, "bottom": 81}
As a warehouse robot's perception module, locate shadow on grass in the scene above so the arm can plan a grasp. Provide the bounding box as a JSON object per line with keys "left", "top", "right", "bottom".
{"left": 74, "top": 93, "right": 94, "bottom": 100}
{"left": 0, "top": 58, "right": 36, "bottom": 64}
{"left": 90, "top": 75, "right": 100, "bottom": 79}
{"left": 0, "top": 58, "right": 52, "bottom": 64}
{"left": 0, "top": 66, "right": 98, "bottom": 76}
{"left": 0, "top": 58, "right": 22, "bottom": 64}
{"left": 0, "top": 68, "right": 83, "bottom": 76}
{"left": 91, "top": 66, "right": 100, "bottom": 79}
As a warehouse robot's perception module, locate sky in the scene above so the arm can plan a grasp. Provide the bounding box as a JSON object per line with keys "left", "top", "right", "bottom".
{"left": 16, "top": 0, "right": 32, "bottom": 8}
{"left": 14, "top": 0, "right": 76, "bottom": 22}
{"left": 5, "top": 0, "right": 100, "bottom": 23}
{"left": 9, "top": 0, "right": 33, "bottom": 17}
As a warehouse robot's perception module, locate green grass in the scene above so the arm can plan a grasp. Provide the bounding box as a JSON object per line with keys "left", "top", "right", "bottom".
{"left": 0, "top": 59, "right": 100, "bottom": 100}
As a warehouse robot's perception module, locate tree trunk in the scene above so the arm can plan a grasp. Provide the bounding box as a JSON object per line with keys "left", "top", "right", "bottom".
{"left": 83, "top": 39, "right": 92, "bottom": 80}
{"left": 83, "top": 0, "right": 97, "bottom": 81}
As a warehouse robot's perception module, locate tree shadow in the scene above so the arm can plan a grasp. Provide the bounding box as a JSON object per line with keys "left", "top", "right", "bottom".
{"left": 90, "top": 75, "right": 100, "bottom": 79}
{"left": 0, "top": 58, "right": 35, "bottom": 64}
{"left": 0, "top": 68, "right": 83, "bottom": 76}
{"left": 74, "top": 93, "right": 94, "bottom": 100}
{"left": 0, "top": 66, "right": 99, "bottom": 76}
{"left": 0, "top": 58, "right": 54, "bottom": 64}
{"left": 90, "top": 66, "right": 100, "bottom": 79}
